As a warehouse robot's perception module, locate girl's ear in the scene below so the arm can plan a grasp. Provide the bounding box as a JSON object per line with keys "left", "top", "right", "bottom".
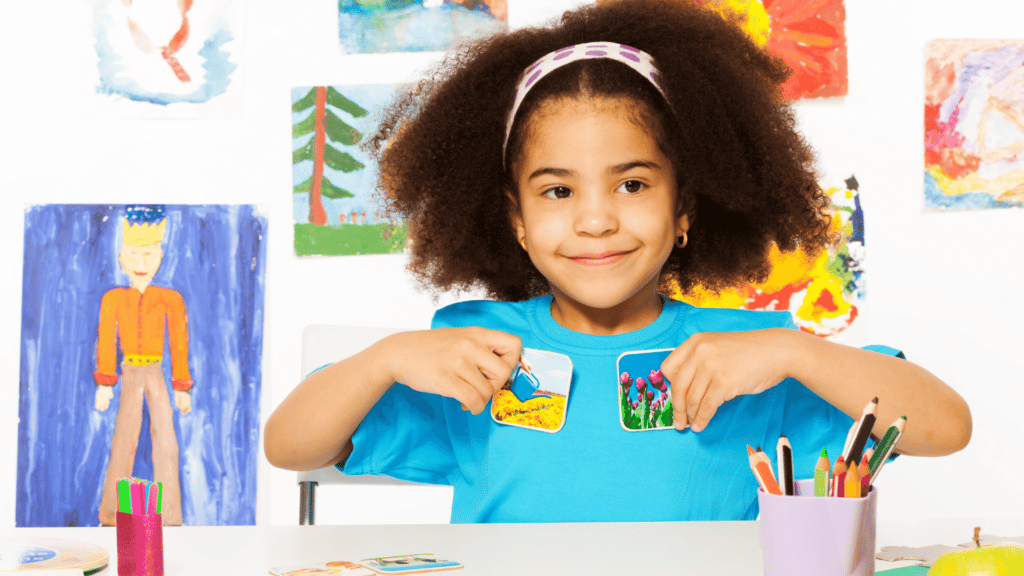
{"left": 675, "top": 188, "right": 695, "bottom": 238}
{"left": 675, "top": 212, "right": 690, "bottom": 238}
{"left": 505, "top": 188, "right": 528, "bottom": 251}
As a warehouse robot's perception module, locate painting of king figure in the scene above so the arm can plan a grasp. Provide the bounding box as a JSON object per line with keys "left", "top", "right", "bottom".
{"left": 17, "top": 204, "right": 266, "bottom": 527}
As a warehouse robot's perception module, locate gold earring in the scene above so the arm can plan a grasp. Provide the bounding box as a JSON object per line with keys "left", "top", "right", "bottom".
{"left": 675, "top": 232, "right": 688, "bottom": 249}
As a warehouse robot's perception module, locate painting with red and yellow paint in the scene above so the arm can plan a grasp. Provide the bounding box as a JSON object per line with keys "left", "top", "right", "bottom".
{"left": 677, "top": 177, "right": 865, "bottom": 338}
{"left": 925, "top": 40, "right": 1024, "bottom": 210}
{"left": 596, "top": 0, "right": 847, "bottom": 100}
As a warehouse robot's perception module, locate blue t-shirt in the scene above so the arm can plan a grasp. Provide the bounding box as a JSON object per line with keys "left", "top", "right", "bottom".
{"left": 343, "top": 295, "right": 899, "bottom": 523}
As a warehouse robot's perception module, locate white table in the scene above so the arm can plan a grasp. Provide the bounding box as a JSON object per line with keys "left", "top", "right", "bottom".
{"left": 5, "top": 518, "right": 1023, "bottom": 575}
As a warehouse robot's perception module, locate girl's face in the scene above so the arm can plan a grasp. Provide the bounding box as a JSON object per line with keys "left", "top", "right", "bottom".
{"left": 511, "top": 96, "right": 689, "bottom": 332}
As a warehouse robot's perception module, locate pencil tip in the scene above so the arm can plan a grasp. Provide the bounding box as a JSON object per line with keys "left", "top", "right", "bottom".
{"left": 820, "top": 447, "right": 827, "bottom": 457}
{"left": 872, "top": 397, "right": 878, "bottom": 403}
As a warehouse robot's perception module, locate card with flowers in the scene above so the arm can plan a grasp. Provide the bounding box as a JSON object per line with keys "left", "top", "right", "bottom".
{"left": 617, "top": 349, "right": 677, "bottom": 431}
{"left": 490, "top": 348, "right": 572, "bottom": 433}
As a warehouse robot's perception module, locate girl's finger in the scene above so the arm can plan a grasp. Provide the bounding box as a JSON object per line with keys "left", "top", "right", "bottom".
{"left": 477, "top": 351, "right": 518, "bottom": 393}
{"left": 685, "top": 371, "right": 712, "bottom": 427}
{"left": 668, "top": 361, "right": 696, "bottom": 430}
{"left": 689, "top": 388, "right": 722, "bottom": 433}
{"left": 458, "top": 367, "right": 499, "bottom": 414}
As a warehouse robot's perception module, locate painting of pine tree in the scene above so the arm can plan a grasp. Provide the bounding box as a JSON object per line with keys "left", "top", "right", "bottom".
{"left": 291, "top": 85, "right": 408, "bottom": 256}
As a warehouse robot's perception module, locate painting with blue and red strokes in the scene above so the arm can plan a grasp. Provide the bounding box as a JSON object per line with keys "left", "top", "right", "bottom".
{"left": 87, "top": 0, "right": 242, "bottom": 112}
{"left": 16, "top": 204, "right": 267, "bottom": 526}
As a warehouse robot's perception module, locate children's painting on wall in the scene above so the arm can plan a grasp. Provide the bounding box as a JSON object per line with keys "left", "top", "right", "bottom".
{"left": 596, "top": 0, "right": 847, "bottom": 100}
{"left": 17, "top": 204, "right": 267, "bottom": 527}
{"left": 925, "top": 40, "right": 1024, "bottom": 210}
{"left": 338, "top": 0, "right": 507, "bottom": 54}
{"left": 677, "top": 176, "right": 865, "bottom": 339}
{"left": 83, "top": 0, "right": 243, "bottom": 117}
{"left": 292, "top": 85, "right": 409, "bottom": 257}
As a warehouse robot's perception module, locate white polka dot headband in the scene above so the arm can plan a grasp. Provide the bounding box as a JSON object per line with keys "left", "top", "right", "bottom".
{"left": 502, "top": 41, "right": 668, "bottom": 161}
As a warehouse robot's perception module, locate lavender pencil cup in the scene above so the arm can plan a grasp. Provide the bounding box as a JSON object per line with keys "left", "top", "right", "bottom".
{"left": 115, "top": 511, "right": 164, "bottom": 576}
{"left": 757, "top": 479, "right": 877, "bottom": 576}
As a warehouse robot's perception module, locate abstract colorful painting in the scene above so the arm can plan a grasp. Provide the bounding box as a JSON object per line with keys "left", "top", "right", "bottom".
{"left": 677, "top": 176, "right": 865, "bottom": 339}
{"left": 85, "top": 0, "right": 242, "bottom": 115}
{"left": 292, "top": 85, "right": 408, "bottom": 256}
{"left": 339, "top": 0, "right": 507, "bottom": 54}
{"left": 17, "top": 204, "right": 266, "bottom": 527}
{"left": 596, "top": 0, "right": 847, "bottom": 100}
{"left": 925, "top": 40, "right": 1024, "bottom": 210}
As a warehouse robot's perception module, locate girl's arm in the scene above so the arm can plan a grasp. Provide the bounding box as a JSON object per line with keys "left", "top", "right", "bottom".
{"left": 662, "top": 328, "right": 971, "bottom": 457}
{"left": 264, "top": 327, "right": 522, "bottom": 471}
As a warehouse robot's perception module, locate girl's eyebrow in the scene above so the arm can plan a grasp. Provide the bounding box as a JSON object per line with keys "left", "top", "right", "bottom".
{"left": 526, "top": 160, "right": 662, "bottom": 182}
{"left": 526, "top": 167, "right": 574, "bottom": 182}
{"left": 609, "top": 160, "right": 663, "bottom": 174}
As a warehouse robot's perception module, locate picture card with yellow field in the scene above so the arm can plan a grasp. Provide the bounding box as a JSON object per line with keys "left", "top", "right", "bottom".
{"left": 491, "top": 348, "right": 572, "bottom": 433}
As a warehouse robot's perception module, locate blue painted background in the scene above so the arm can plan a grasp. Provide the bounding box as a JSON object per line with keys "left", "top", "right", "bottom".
{"left": 17, "top": 205, "right": 266, "bottom": 526}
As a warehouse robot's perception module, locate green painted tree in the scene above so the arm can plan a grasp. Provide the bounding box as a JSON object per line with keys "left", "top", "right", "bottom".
{"left": 293, "top": 86, "right": 368, "bottom": 226}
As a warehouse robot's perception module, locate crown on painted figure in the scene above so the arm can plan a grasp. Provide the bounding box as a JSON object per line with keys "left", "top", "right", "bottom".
{"left": 122, "top": 205, "right": 168, "bottom": 246}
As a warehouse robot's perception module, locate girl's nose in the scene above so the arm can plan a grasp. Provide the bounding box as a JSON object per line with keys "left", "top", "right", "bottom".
{"left": 573, "top": 191, "right": 618, "bottom": 237}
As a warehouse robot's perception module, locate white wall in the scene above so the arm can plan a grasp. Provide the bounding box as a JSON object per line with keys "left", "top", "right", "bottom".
{"left": 1, "top": 0, "right": 1021, "bottom": 528}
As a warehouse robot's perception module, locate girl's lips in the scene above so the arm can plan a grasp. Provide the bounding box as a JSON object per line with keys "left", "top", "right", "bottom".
{"left": 569, "top": 251, "right": 630, "bottom": 266}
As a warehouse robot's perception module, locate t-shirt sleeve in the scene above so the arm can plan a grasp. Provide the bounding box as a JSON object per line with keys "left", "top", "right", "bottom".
{"left": 339, "top": 315, "right": 461, "bottom": 485}
{"left": 779, "top": 314, "right": 906, "bottom": 475}
{"left": 341, "top": 382, "right": 457, "bottom": 485}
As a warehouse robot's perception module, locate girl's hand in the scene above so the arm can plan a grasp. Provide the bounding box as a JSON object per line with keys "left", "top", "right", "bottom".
{"left": 380, "top": 327, "right": 523, "bottom": 414}
{"left": 661, "top": 329, "right": 793, "bottom": 432}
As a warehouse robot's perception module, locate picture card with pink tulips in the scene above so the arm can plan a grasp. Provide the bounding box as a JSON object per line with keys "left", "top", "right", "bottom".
{"left": 617, "top": 349, "right": 678, "bottom": 431}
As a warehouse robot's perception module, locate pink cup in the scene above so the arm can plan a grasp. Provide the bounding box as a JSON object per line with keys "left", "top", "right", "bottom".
{"left": 757, "top": 478, "right": 877, "bottom": 576}
{"left": 115, "top": 511, "right": 164, "bottom": 576}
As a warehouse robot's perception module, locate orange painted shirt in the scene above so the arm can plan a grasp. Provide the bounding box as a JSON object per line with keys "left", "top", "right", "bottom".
{"left": 94, "top": 286, "right": 193, "bottom": 391}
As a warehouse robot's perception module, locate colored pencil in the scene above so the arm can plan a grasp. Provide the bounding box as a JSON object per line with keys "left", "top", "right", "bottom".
{"left": 845, "top": 461, "right": 861, "bottom": 498}
{"left": 858, "top": 455, "right": 871, "bottom": 495}
{"left": 869, "top": 416, "right": 907, "bottom": 484}
{"left": 130, "top": 481, "right": 144, "bottom": 514}
{"left": 157, "top": 482, "right": 163, "bottom": 514}
{"left": 863, "top": 446, "right": 875, "bottom": 463}
{"left": 843, "top": 397, "right": 878, "bottom": 467}
{"left": 147, "top": 482, "right": 158, "bottom": 515}
{"left": 832, "top": 456, "right": 847, "bottom": 497}
{"left": 776, "top": 435, "right": 794, "bottom": 496}
{"left": 747, "top": 445, "right": 782, "bottom": 495}
{"left": 814, "top": 447, "right": 830, "bottom": 497}
{"left": 117, "top": 478, "right": 132, "bottom": 514}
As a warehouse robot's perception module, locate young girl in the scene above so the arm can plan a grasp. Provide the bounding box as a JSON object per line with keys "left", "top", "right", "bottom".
{"left": 265, "top": 0, "right": 971, "bottom": 522}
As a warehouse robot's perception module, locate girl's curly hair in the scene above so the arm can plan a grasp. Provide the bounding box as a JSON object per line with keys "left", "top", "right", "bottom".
{"left": 365, "top": 0, "right": 836, "bottom": 302}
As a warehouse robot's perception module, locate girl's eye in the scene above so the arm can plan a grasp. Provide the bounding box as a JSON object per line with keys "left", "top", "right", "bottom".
{"left": 617, "top": 180, "right": 646, "bottom": 194}
{"left": 542, "top": 186, "right": 572, "bottom": 199}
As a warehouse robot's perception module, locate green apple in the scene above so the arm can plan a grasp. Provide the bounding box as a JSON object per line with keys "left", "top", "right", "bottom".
{"left": 928, "top": 528, "right": 1024, "bottom": 575}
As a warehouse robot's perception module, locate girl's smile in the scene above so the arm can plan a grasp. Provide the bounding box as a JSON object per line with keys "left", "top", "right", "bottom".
{"left": 568, "top": 250, "right": 633, "bottom": 266}
{"left": 511, "top": 96, "right": 689, "bottom": 335}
